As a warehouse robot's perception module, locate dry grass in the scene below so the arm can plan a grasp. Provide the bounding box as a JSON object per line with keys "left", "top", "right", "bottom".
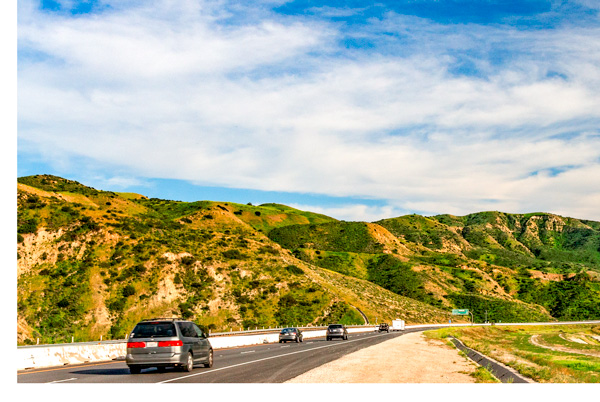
{"left": 425, "top": 324, "right": 600, "bottom": 383}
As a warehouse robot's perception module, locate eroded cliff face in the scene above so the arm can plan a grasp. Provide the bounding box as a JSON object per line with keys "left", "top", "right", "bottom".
{"left": 17, "top": 227, "right": 121, "bottom": 277}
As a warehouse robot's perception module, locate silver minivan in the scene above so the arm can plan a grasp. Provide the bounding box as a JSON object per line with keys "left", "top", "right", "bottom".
{"left": 126, "top": 319, "right": 213, "bottom": 374}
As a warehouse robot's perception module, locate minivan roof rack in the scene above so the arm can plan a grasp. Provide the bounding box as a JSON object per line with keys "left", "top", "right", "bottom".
{"left": 141, "top": 317, "right": 182, "bottom": 322}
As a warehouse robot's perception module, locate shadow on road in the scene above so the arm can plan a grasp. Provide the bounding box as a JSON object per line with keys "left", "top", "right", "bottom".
{"left": 72, "top": 367, "right": 131, "bottom": 376}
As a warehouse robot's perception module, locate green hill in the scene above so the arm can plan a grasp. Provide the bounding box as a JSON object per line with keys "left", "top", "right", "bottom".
{"left": 267, "top": 211, "right": 600, "bottom": 324}
{"left": 17, "top": 175, "right": 448, "bottom": 345}
{"left": 16, "top": 175, "right": 600, "bottom": 345}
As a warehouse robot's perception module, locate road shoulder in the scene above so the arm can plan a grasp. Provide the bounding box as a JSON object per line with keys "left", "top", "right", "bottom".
{"left": 286, "top": 331, "right": 478, "bottom": 383}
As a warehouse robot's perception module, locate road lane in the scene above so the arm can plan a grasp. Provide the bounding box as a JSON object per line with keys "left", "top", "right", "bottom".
{"left": 18, "top": 329, "right": 428, "bottom": 383}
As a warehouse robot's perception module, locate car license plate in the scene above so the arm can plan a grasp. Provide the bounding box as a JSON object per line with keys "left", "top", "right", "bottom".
{"left": 146, "top": 342, "right": 158, "bottom": 347}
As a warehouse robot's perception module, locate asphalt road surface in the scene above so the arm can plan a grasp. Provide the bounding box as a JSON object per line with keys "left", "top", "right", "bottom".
{"left": 18, "top": 327, "right": 435, "bottom": 383}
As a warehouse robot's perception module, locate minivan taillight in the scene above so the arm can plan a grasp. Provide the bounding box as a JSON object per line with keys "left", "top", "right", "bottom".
{"left": 127, "top": 342, "right": 146, "bottom": 348}
{"left": 158, "top": 340, "right": 183, "bottom": 347}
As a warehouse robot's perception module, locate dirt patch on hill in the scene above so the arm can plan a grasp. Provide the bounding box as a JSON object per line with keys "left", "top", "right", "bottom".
{"left": 286, "top": 332, "right": 478, "bottom": 383}
{"left": 530, "top": 334, "right": 600, "bottom": 358}
{"left": 366, "top": 223, "right": 411, "bottom": 257}
{"left": 528, "top": 271, "right": 564, "bottom": 282}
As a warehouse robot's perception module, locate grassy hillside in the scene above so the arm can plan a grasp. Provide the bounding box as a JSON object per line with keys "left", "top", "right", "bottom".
{"left": 268, "top": 213, "right": 600, "bottom": 323}
{"left": 268, "top": 221, "right": 385, "bottom": 253}
{"left": 17, "top": 175, "right": 451, "bottom": 345}
{"left": 427, "top": 324, "right": 600, "bottom": 383}
{"left": 16, "top": 175, "right": 600, "bottom": 345}
{"left": 377, "top": 211, "right": 600, "bottom": 273}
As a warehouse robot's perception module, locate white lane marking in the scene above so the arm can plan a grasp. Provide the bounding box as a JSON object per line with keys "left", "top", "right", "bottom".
{"left": 158, "top": 332, "right": 392, "bottom": 384}
{"left": 47, "top": 377, "right": 77, "bottom": 384}
{"left": 241, "top": 350, "right": 256, "bottom": 354}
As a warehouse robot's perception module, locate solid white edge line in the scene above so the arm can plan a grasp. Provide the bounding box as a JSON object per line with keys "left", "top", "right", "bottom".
{"left": 158, "top": 333, "right": 391, "bottom": 384}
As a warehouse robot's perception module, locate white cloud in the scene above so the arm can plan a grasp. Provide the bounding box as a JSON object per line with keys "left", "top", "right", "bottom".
{"left": 17, "top": 0, "right": 600, "bottom": 221}
{"left": 289, "top": 203, "right": 406, "bottom": 223}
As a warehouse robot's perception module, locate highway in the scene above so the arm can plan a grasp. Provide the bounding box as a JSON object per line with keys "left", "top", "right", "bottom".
{"left": 17, "top": 327, "right": 433, "bottom": 383}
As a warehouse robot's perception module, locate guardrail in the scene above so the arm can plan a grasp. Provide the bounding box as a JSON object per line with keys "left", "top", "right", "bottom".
{"left": 17, "top": 324, "right": 377, "bottom": 349}
{"left": 208, "top": 324, "right": 376, "bottom": 337}
{"left": 16, "top": 324, "right": 381, "bottom": 370}
{"left": 17, "top": 320, "right": 600, "bottom": 371}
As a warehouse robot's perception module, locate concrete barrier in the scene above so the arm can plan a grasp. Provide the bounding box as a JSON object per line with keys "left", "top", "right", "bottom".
{"left": 17, "top": 341, "right": 128, "bottom": 371}
{"left": 18, "top": 320, "right": 600, "bottom": 370}
{"left": 17, "top": 326, "right": 379, "bottom": 370}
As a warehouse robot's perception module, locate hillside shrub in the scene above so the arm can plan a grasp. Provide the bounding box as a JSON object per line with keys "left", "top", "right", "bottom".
{"left": 315, "top": 302, "right": 363, "bottom": 325}
{"left": 285, "top": 265, "right": 304, "bottom": 275}
{"left": 18, "top": 217, "right": 39, "bottom": 234}
{"left": 108, "top": 298, "right": 126, "bottom": 312}
{"left": 367, "top": 255, "right": 426, "bottom": 300}
{"left": 222, "top": 249, "right": 246, "bottom": 260}
{"left": 122, "top": 285, "right": 136, "bottom": 297}
{"left": 180, "top": 255, "right": 195, "bottom": 266}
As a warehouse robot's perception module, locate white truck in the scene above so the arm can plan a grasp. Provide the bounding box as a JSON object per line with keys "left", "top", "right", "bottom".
{"left": 391, "top": 319, "right": 405, "bottom": 331}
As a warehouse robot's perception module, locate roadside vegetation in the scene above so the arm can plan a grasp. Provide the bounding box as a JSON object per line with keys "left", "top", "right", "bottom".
{"left": 470, "top": 364, "right": 500, "bottom": 383}
{"left": 425, "top": 324, "right": 600, "bottom": 383}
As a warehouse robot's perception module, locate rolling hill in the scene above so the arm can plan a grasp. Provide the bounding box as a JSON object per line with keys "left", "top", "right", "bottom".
{"left": 16, "top": 175, "right": 600, "bottom": 345}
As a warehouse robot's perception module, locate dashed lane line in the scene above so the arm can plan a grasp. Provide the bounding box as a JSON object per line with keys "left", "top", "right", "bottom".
{"left": 158, "top": 332, "right": 393, "bottom": 384}
{"left": 47, "top": 378, "right": 78, "bottom": 384}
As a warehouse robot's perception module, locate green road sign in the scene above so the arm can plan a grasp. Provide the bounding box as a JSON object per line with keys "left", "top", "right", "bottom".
{"left": 452, "top": 309, "right": 469, "bottom": 315}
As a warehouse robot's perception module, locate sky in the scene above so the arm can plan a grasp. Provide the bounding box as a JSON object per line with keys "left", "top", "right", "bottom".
{"left": 16, "top": 0, "right": 600, "bottom": 222}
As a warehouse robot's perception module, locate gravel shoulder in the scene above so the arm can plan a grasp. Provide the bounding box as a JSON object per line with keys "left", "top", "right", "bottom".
{"left": 286, "top": 331, "right": 478, "bottom": 383}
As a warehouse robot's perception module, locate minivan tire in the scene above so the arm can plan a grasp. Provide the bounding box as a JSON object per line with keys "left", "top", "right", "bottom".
{"left": 183, "top": 352, "right": 194, "bottom": 372}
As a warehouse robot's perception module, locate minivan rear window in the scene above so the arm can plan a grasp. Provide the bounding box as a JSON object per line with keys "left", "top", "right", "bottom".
{"left": 329, "top": 324, "right": 343, "bottom": 329}
{"left": 130, "top": 322, "right": 176, "bottom": 338}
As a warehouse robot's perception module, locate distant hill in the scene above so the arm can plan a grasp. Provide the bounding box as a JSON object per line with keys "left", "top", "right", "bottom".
{"left": 377, "top": 211, "right": 600, "bottom": 271}
{"left": 17, "top": 175, "right": 600, "bottom": 345}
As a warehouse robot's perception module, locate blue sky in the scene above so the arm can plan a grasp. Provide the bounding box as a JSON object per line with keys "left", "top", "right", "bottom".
{"left": 16, "top": 0, "right": 600, "bottom": 221}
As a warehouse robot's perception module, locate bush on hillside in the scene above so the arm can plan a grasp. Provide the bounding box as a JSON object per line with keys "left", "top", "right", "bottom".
{"left": 285, "top": 264, "right": 304, "bottom": 275}
{"left": 367, "top": 255, "right": 426, "bottom": 300}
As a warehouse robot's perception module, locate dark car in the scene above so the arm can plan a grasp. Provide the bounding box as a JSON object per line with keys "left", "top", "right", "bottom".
{"left": 279, "top": 327, "right": 303, "bottom": 343}
{"left": 126, "top": 318, "right": 213, "bottom": 374}
{"left": 326, "top": 324, "right": 348, "bottom": 341}
{"left": 378, "top": 323, "right": 389, "bottom": 333}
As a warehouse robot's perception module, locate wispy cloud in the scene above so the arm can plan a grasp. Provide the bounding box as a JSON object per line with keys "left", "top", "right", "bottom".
{"left": 289, "top": 203, "right": 406, "bottom": 223}
{"left": 17, "top": 0, "right": 600, "bottom": 220}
